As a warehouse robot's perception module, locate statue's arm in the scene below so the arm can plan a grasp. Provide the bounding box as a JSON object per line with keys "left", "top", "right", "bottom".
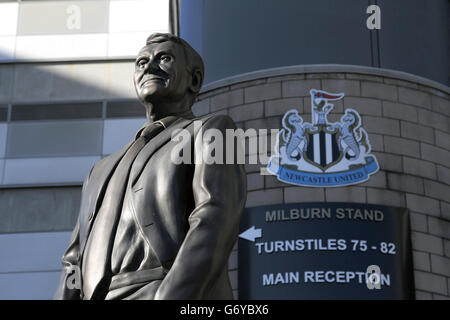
{"left": 53, "top": 215, "right": 81, "bottom": 300}
{"left": 54, "top": 168, "right": 93, "bottom": 300}
{"left": 154, "top": 115, "right": 247, "bottom": 299}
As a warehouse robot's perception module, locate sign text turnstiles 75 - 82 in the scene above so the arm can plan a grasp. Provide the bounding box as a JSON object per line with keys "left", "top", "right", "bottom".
{"left": 238, "top": 202, "right": 414, "bottom": 299}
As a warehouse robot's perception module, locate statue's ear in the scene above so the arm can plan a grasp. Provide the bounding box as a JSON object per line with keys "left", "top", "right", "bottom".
{"left": 188, "top": 68, "right": 203, "bottom": 94}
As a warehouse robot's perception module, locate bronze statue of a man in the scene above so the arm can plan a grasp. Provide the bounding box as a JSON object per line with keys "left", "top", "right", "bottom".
{"left": 54, "top": 33, "right": 247, "bottom": 300}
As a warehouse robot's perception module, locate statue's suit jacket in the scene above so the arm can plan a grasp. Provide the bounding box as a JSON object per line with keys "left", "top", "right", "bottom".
{"left": 54, "top": 114, "right": 247, "bottom": 300}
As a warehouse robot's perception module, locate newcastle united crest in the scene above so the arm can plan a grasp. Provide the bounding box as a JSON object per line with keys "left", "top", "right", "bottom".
{"left": 267, "top": 89, "right": 379, "bottom": 187}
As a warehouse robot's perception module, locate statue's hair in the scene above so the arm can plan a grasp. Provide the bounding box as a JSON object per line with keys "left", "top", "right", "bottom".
{"left": 145, "top": 33, "right": 204, "bottom": 89}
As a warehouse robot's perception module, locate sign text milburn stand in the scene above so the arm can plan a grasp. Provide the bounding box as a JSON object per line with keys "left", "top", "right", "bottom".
{"left": 239, "top": 90, "right": 415, "bottom": 299}
{"left": 238, "top": 202, "right": 415, "bottom": 299}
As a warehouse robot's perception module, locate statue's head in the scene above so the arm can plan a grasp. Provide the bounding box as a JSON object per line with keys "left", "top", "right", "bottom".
{"left": 134, "top": 33, "right": 204, "bottom": 109}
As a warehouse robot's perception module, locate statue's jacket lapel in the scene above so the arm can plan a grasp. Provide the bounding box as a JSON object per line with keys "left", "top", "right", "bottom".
{"left": 78, "top": 117, "right": 194, "bottom": 269}
{"left": 79, "top": 142, "right": 131, "bottom": 257}
{"left": 129, "top": 117, "right": 193, "bottom": 269}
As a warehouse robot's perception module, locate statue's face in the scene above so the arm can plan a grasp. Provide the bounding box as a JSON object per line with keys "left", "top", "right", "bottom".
{"left": 134, "top": 41, "right": 190, "bottom": 104}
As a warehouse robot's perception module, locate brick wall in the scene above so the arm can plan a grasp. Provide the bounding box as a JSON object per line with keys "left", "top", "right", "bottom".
{"left": 194, "top": 68, "right": 450, "bottom": 300}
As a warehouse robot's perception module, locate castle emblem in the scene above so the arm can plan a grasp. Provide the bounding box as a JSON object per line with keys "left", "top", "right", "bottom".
{"left": 267, "top": 89, "right": 379, "bottom": 187}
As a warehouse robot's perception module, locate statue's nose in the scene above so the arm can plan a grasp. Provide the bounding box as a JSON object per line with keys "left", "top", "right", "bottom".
{"left": 143, "top": 58, "right": 160, "bottom": 74}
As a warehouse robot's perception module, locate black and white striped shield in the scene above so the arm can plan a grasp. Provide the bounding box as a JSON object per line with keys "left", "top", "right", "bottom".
{"left": 305, "top": 128, "right": 342, "bottom": 170}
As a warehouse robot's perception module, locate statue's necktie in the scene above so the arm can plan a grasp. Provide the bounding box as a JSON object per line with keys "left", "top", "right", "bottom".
{"left": 82, "top": 121, "right": 165, "bottom": 299}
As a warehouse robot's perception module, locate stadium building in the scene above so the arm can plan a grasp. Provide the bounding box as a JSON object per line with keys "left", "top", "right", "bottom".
{"left": 0, "top": 0, "right": 448, "bottom": 299}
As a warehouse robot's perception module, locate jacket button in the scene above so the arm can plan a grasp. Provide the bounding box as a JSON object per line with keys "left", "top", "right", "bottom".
{"left": 88, "top": 211, "right": 94, "bottom": 221}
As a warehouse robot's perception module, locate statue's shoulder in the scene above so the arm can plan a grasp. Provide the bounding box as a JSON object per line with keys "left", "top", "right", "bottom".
{"left": 92, "top": 141, "right": 132, "bottom": 169}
